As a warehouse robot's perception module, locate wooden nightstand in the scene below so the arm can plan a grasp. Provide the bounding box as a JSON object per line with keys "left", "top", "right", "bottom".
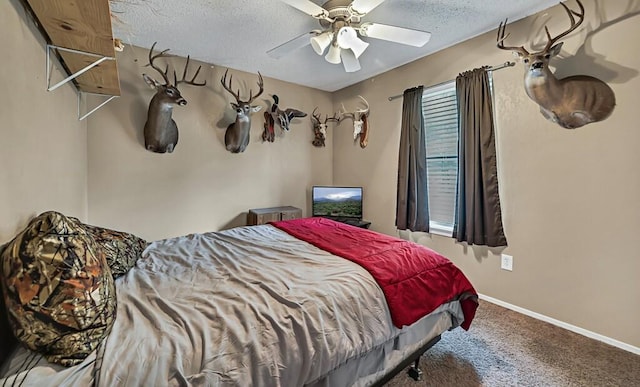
{"left": 247, "top": 206, "right": 302, "bottom": 225}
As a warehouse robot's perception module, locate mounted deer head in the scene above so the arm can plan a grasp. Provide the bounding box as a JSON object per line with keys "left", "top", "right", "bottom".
{"left": 339, "top": 95, "right": 370, "bottom": 148}
{"left": 262, "top": 95, "right": 307, "bottom": 143}
{"left": 311, "top": 108, "right": 339, "bottom": 147}
{"left": 497, "top": 0, "right": 615, "bottom": 129}
{"left": 221, "top": 69, "right": 264, "bottom": 153}
{"left": 142, "top": 42, "right": 206, "bottom": 153}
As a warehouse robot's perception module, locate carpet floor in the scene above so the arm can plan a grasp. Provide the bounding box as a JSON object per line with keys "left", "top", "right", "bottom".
{"left": 386, "top": 300, "right": 640, "bottom": 387}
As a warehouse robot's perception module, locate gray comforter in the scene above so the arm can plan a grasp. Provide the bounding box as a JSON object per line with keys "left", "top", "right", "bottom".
{"left": 0, "top": 225, "right": 461, "bottom": 386}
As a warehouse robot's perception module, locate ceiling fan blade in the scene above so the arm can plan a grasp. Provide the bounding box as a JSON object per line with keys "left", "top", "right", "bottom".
{"left": 341, "top": 49, "right": 361, "bottom": 72}
{"left": 280, "top": 0, "right": 329, "bottom": 18}
{"left": 267, "top": 32, "right": 314, "bottom": 59}
{"left": 351, "top": 0, "right": 386, "bottom": 14}
{"left": 359, "top": 23, "right": 431, "bottom": 47}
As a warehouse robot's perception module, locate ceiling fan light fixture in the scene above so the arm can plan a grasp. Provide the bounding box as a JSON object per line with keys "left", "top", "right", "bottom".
{"left": 341, "top": 48, "right": 361, "bottom": 72}
{"left": 310, "top": 31, "right": 334, "bottom": 55}
{"left": 325, "top": 43, "right": 342, "bottom": 64}
{"left": 272, "top": 0, "right": 432, "bottom": 73}
{"left": 336, "top": 26, "right": 369, "bottom": 59}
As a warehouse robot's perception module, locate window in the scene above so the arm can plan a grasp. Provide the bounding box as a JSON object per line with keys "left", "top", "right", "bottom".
{"left": 422, "top": 76, "right": 495, "bottom": 236}
{"left": 422, "top": 81, "right": 459, "bottom": 236}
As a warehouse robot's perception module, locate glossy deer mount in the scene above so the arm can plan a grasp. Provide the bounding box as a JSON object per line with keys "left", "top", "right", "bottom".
{"left": 311, "top": 108, "right": 339, "bottom": 147}
{"left": 339, "top": 95, "right": 370, "bottom": 148}
{"left": 142, "top": 43, "right": 206, "bottom": 153}
{"left": 221, "top": 70, "right": 264, "bottom": 153}
{"left": 262, "top": 95, "right": 307, "bottom": 142}
{"left": 497, "top": 0, "right": 615, "bottom": 129}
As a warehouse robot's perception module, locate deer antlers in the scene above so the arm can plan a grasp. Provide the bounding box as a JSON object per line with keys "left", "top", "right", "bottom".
{"left": 496, "top": 20, "right": 530, "bottom": 56}
{"left": 147, "top": 42, "right": 206, "bottom": 88}
{"left": 311, "top": 108, "right": 339, "bottom": 148}
{"left": 497, "top": 0, "right": 585, "bottom": 55}
{"left": 542, "top": 0, "right": 585, "bottom": 52}
{"left": 175, "top": 56, "right": 206, "bottom": 87}
{"left": 311, "top": 108, "right": 339, "bottom": 127}
{"left": 220, "top": 69, "right": 264, "bottom": 104}
{"left": 147, "top": 42, "right": 172, "bottom": 85}
{"left": 339, "top": 95, "right": 370, "bottom": 121}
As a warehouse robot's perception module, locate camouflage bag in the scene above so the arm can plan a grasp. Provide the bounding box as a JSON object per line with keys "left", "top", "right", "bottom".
{"left": 0, "top": 211, "right": 116, "bottom": 366}
{"left": 79, "top": 223, "right": 147, "bottom": 279}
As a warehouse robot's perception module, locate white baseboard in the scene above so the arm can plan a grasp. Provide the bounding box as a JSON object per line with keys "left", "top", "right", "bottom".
{"left": 478, "top": 294, "right": 640, "bottom": 356}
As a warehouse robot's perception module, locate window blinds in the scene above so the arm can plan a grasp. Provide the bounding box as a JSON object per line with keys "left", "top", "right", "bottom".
{"left": 422, "top": 81, "right": 458, "bottom": 231}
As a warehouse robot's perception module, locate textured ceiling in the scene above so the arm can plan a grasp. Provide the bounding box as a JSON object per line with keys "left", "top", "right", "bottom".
{"left": 110, "top": 0, "right": 559, "bottom": 92}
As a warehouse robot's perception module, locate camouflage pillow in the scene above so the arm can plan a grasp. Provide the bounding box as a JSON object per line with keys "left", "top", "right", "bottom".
{"left": 79, "top": 223, "right": 147, "bottom": 278}
{"left": 0, "top": 211, "right": 116, "bottom": 366}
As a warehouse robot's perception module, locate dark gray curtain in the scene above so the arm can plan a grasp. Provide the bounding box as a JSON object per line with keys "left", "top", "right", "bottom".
{"left": 454, "top": 68, "right": 507, "bottom": 247}
{"left": 396, "top": 86, "right": 429, "bottom": 232}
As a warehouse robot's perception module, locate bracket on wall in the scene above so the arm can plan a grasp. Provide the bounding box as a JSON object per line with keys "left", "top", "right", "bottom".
{"left": 77, "top": 92, "right": 118, "bottom": 121}
{"left": 46, "top": 44, "right": 118, "bottom": 120}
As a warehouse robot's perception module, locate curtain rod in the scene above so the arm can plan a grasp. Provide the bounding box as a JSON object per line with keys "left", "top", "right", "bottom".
{"left": 387, "top": 61, "right": 515, "bottom": 101}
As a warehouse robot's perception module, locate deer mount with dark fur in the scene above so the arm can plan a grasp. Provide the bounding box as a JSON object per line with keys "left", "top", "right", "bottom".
{"left": 311, "top": 108, "right": 339, "bottom": 147}
{"left": 142, "top": 43, "right": 206, "bottom": 153}
{"left": 221, "top": 70, "right": 264, "bottom": 153}
{"left": 497, "top": 0, "right": 615, "bottom": 129}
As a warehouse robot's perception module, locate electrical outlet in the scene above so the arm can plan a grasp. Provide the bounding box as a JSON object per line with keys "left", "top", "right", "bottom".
{"left": 501, "top": 254, "right": 513, "bottom": 271}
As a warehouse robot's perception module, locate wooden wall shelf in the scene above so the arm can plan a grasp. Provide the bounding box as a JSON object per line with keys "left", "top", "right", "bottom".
{"left": 24, "top": 0, "right": 121, "bottom": 96}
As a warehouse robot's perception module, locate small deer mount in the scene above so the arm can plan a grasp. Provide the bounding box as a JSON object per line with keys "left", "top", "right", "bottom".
{"left": 262, "top": 95, "right": 307, "bottom": 142}
{"left": 311, "top": 108, "right": 339, "bottom": 147}
{"left": 142, "top": 42, "right": 206, "bottom": 153}
{"left": 339, "top": 95, "right": 370, "bottom": 148}
{"left": 221, "top": 69, "right": 264, "bottom": 153}
{"left": 497, "top": 0, "right": 615, "bottom": 129}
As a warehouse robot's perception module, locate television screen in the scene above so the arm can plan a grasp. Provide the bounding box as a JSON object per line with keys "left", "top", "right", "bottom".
{"left": 312, "top": 186, "right": 363, "bottom": 220}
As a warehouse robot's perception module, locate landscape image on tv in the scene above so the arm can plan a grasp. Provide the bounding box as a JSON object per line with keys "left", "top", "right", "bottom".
{"left": 313, "top": 186, "right": 362, "bottom": 219}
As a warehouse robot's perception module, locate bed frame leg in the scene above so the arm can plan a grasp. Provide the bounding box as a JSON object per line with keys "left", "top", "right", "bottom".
{"left": 407, "top": 357, "right": 423, "bottom": 381}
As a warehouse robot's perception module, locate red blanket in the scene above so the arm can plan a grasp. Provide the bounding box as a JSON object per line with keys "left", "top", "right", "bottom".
{"left": 271, "top": 217, "right": 478, "bottom": 329}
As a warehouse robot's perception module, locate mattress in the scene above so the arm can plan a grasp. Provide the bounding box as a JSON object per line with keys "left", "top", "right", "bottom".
{"left": 0, "top": 224, "right": 466, "bottom": 386}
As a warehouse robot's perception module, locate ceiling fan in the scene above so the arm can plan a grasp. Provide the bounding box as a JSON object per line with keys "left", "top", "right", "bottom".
{"left": 268, "top": 0, "right": 432, "bottom": 72}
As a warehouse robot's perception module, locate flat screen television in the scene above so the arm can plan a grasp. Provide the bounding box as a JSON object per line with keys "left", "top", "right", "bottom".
{"left": 312, "top": 186, "right": 363, "bottom": 220}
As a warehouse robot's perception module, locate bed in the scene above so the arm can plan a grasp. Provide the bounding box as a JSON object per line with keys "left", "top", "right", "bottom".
{"left": 0, "top": 216, "right": 477, "bottom": 386}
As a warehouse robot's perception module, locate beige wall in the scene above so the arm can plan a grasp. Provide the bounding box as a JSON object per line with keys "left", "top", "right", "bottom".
{"left": 334, "top": 0, "right": 639, "bottom": 348}
{"left": 86, "top": 45, "right": 334, "bottom": 241}
{"left": 0, "top": 0, "right": 88, "bottom": 244}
